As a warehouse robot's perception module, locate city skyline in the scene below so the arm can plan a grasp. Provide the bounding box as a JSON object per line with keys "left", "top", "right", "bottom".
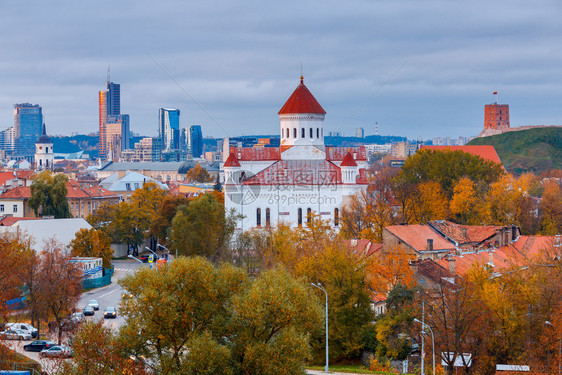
{"left": 1, "top": 1, "right": 562, "bottom": 140}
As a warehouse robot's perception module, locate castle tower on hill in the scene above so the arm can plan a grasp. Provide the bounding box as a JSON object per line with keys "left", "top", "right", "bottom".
{"left": 484, "top": 103, "right": 510, "bottom": 131}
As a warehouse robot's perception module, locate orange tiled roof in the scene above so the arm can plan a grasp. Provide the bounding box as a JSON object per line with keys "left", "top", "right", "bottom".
{"left": 429, "top": 220, "right": 500, "bottom": 245}
{"left": 229, "top": 147, "right": 280, "bottom": 161}
{"left": 0, "top": 186, "right": 31, "bottom": 199}
{"left": 435, "top": 235, "right": 556, "bottom": 275}
{"left": 278, "top": 77, "right": 326, "bottom": 115}
{"left": 420, "top": 145, "right": 502, "bottom": 165}
{"left": 0, "top": 216, "right": 40, "bottom": 226}
{"left": 325, "top": 146, "right": 368, "bottom": 161}
{"left": 385, "top": 224, "right": 456, "bottom": 252}
{"left": 343, "top": 239, "right": 382, "bottom": 258}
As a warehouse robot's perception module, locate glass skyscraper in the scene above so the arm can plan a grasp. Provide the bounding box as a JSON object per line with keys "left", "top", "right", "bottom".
{"left": 14, "top": 103, "right": 43, "bottom": 156}
{"left": 189, "top": 125, "right": 203, "bottom": 158}
{"left": 99, "top": 79, "right": 128, "bottom": 160}
{"left": 159, "top": 108, "right": 180, "bottom": 150}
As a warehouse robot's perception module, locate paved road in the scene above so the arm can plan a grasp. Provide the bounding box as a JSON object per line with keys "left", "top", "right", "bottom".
{"left": 78, "top": 258, "right": 146, "bottom": 330}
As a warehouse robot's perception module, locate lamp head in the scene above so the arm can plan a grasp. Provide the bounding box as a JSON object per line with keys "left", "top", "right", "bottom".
{"left": 413, "top": 318, "right": 422, "bottom": 324}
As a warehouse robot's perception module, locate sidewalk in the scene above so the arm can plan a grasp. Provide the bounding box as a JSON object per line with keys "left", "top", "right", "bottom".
{"left": 306, "top": 370, "right": 361, "bottom": 375}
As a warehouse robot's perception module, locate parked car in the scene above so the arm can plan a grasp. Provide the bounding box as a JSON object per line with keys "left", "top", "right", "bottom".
{"left": 5, "top": 322, "right": 38, "bottom": 338}
{"left": 0, "top": 329, "right": 32, "bottom": 340}
{"left": 83, "top": 305, "right": 95, "bottom": 316}
{"left": 40, "top": 345, "right": 73, "bottom": 358}
{"left": 71, "top": 312, "right": 85, "bottom": 324}
{"left": 103, "top": 306, "right": 117, "bottom": 319}
{"left": 24, "top": 340, "right": 55, "bottom": 352}
{"left": 87, "top": 300, "right": 99, "bottom": 311}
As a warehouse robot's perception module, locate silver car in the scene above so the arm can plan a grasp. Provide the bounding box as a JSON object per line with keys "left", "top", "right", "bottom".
{"left": 0, "top": 329, "right": 32, "bottom": 340}
{"left": 87, "top": 299, "right": 99, "bottom": 310}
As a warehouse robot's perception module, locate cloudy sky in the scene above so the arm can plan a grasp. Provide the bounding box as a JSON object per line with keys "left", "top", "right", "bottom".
{"left": 1, "top": 0, "right": 561, "bottom": 140}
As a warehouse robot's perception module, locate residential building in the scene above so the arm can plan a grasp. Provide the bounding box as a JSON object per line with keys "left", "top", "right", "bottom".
{"left": 159, "top": 108, "right": 180, "bottom": 151}
{"left": 188, "top": 125, "right": 203, "bottom": 157}
{"left": 355, "top": 127, "right": 364, "bottom": 138}
{"left": 14, "top": 103, "right": 43, "bottom": 157}
{"left": 223, "top": 76, "right": 369, "bottom": 231}
{"left": 98, "top": 171, "right": 168, "bottom": 201}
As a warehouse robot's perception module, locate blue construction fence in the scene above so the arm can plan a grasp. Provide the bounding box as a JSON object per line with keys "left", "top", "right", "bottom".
{"left": 82, "top": 267, "right": 114, "bottom": 290}
{"left": 5, "top": 296, "right": 27, "bottom": 310}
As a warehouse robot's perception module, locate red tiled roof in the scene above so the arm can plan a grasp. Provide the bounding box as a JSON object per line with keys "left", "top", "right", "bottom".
{"left": 0, "top": 187, "right": 31, "bottom": 199}
{"left": 230, "top": 147, "right": 280, "bottom": 161}
{"left": 420, "top": 145, "right": 502, "bottom": 165}
{"left": 435, "top": 235, "right": 556, "bottom": 275}
{"left": 385, "top": 224, "right": 456, "bottom": 252}
{"left": 223, "top": 152, "right": 241, "bottom": 167}
{"left": 340, "top": 152, "right": 358, "bottom": 167}
{"left": 344, "top": 239, "right": 382, "bottom": 258}
{"left": 429, "top": 220, "right": 500, "bottom": 245}
{"left": 242, "top": 160, "right": 342, "bottom": 186}
{"left": 278, "top": 76, "right": 326, "bottom": 115}
{"left": 0, "top": 216, "right": 40, "bottom": 226}
{"left": 415, "top": 259, "right": 456, "bottom": 285}
{"left": 85, "top": 186, "right": 119, "bottom": 198}
{"left": 325, "top": 146, "right": 368, "bottom": 161}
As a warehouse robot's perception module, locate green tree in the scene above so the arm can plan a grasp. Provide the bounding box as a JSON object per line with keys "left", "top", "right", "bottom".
{"left": 169, "top": 193, "right": 238, "bottom": 262}
{"left": 186, "top": 163, "right": 213, "bottom": 182}
{"left": 28, "top": 171, "right": 71, "bottom": 218}
{"left": 118, "top": 257, "right": 321, "bottom": 374}
{"left": 148, "top": 194, "right": 190, "bottom": 246}
{"left": 70, "top": 228, "right": 113, "bottom": 268}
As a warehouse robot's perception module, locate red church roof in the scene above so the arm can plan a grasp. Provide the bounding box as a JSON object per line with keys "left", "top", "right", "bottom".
{"left": 223, "top": 152, "right": 241, "bottom": 167}
{"left": 340, "top": 152, "right": 358, "bottom": 167}
{"left": 278, "top": 76, "right": 326, "bottom": 115}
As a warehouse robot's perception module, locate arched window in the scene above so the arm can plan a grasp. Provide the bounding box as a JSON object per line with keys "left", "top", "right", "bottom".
{"left": 301, "top": 128, "right": 305, "bottom": 138}
{"left": 286, "top": 128, "right": 290, "bottom": 138}
{"left": 317, "top": 128, "right": 320, "bottom": 138}
{"left": 334, "top": 208, "right": 339, "bottom": 226}
{"left": 256, "top": 208, "right": 261, "bottom": 227}
{"left": 266, "top": 208, "right": 271, "bottom": 226}
{"left": 309, "top": 128, "right": 313, "bottom": 138}
{"left": 307, "top": 208, "right": 312, "bottom": 224}
{"left": 293, "top": 128, "right": 297, "bottom": 138}
{"left": 297, "top": 208, "right": 302, "bottom": 226}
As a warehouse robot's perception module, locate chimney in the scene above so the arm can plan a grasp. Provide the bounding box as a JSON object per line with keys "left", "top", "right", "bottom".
{"left": 447, "top": 253, "right": 456, "bottom": 274}
{"left": 489, "top": 250, "right": 494, "bottom": 266}
{"left": 427, "top": 239, "right": 434, "bottom": 251}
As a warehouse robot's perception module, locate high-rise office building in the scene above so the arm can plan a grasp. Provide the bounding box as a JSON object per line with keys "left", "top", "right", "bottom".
{"left": 99, "top": 76, "right": 129, "bottom": 161}
{"left": 179, "top": 127, "right": 189, "bottom": 152}
{"left": 14, "top": 103, "right": 43, "bottom": 157}
{"left": 0, "top": 126, "right": 15, "bottom": 152}
{"left": 158, "top": 108, "right": 180, "bottom": 150}
{"left": 188, "top": 125, "right": 203, "bottom": 158}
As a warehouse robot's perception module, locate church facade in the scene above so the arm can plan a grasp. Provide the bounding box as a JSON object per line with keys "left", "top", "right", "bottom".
{"left": 223, "top": 77, "right": 369, "bottom": 231}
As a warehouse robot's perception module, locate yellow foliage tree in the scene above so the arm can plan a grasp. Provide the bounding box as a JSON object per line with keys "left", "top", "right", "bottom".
{"left": 449, "top": 177, "right": 483, "bottom": 224}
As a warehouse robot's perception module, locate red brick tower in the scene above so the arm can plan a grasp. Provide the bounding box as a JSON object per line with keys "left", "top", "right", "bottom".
{"left": 484, "top": 103, "right": 510, "bottom": 130}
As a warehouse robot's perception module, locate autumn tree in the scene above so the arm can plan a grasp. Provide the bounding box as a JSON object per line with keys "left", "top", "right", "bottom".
{"left": 366, "top": 244, "right": 416, "bottom": 296}
{"left": 169, "top": 193, "right": 238, "bottom": 262}
{"left": 449, "top": 177, "right": 484, "bottom": 225}
{"left": 539, "top": 179, "right": 562, "bottom": 234}
{"left": 148, "top": 194, "right": 190, "bottom": 246}
{"left": 396, "top": 149, "right": 504, "bottom": 198}
{"left": 415, "top": 181, "right": 449, "bottom": 223}
{"left": 186, "top": 163, "right": 213, "bottom": 182}
{"left": 60, "top": 320, "right": 147, "bottom": 375}
{"left": 28, "top": 171, "right": 72, "bottom": 218}
{"left": 118, "top": 257, "right": 322, "bottom": 374}
{"left": 35, "top": 239, "right": 83, "bottom": 344}
{"left": 70, "top": 228, "right": 113, "bottom": 268}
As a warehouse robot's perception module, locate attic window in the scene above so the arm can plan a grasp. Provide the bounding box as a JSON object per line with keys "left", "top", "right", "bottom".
{"left": 125, "top": 183, "right": 131, "bottom": 191}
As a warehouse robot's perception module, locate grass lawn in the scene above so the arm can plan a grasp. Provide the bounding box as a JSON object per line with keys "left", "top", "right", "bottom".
{"left": 0, "top": 345, "right": 41, "bottom": 373}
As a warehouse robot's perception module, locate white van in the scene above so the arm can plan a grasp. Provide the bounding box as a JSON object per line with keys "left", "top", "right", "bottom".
{"left": 5, "top": 323, "right": 38, "bottom": 338}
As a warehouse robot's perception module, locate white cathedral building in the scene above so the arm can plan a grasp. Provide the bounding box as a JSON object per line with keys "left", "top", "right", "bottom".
{"left": 34, "top": 124, "right": 54, "bottom": 171}
{"left": 223, "top": 76, "right": 369, "bottom": 231}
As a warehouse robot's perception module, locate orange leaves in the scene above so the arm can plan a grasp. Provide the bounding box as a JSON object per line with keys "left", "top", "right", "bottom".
{"left": 366, "top": 244, "right": 416, "bottom": 295}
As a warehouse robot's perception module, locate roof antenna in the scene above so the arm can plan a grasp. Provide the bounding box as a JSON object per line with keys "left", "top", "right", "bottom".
{"left": 300, "top": 63, "right": 303, "bottom": 82}
{"left": 107, "top": 65, "right": 110, "bottom": 83}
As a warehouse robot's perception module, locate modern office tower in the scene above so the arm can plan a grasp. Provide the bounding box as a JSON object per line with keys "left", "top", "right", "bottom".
{"left": 0, "top": 126, "right": 15, "bottom": 152}
{"left": 14, "top": 103, "right": 43, "bottom": 156}
{"left": 99, "top": 78, "right": 124, "bottom": 160}
{"left": 355, "top": 127, "right": 365, "bottom": 138}
{"left": 158, "top": 108, "right": 180, "bottom": 151}
{"left": 179, "top": 127, "right": 189, "bottom": 152}
{"left": 484, "top": 103, "right": 510, "bottom": 130}
{"left": 188, "top": 125, "right": 203, "bottom": 158}
{"left": 105, "top": 114, "right": 130, "bottom": 161}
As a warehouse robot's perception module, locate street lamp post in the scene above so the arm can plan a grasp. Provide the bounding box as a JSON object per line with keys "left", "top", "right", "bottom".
{"left": 127, "top": 254, "right": 144, "bottom": 265}
{"left": 546, "top": 321, "right": 561, "bottom": 375}
{"left": 414, "top": 318, "right": 435, "bottom": 375}
{"left": 157, "top": 243, "right": 174, "bottom": 259}
{"left": 312, "top": 283, "right": 328, "bottom": 373}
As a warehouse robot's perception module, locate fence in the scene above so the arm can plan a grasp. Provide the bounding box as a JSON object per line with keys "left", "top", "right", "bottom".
{"left": 5, "top": 296, "right": 26, "bottom": 310}
{"left": 0, "top": 360, "right": 41, "bottom": 375}
{"left": 82, "top": 267, "right": 114, "bottom": 290}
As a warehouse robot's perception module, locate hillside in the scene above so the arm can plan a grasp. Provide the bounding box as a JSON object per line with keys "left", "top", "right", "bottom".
{"left": 468, "top": 127, "right": 562, "bottom": 174}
